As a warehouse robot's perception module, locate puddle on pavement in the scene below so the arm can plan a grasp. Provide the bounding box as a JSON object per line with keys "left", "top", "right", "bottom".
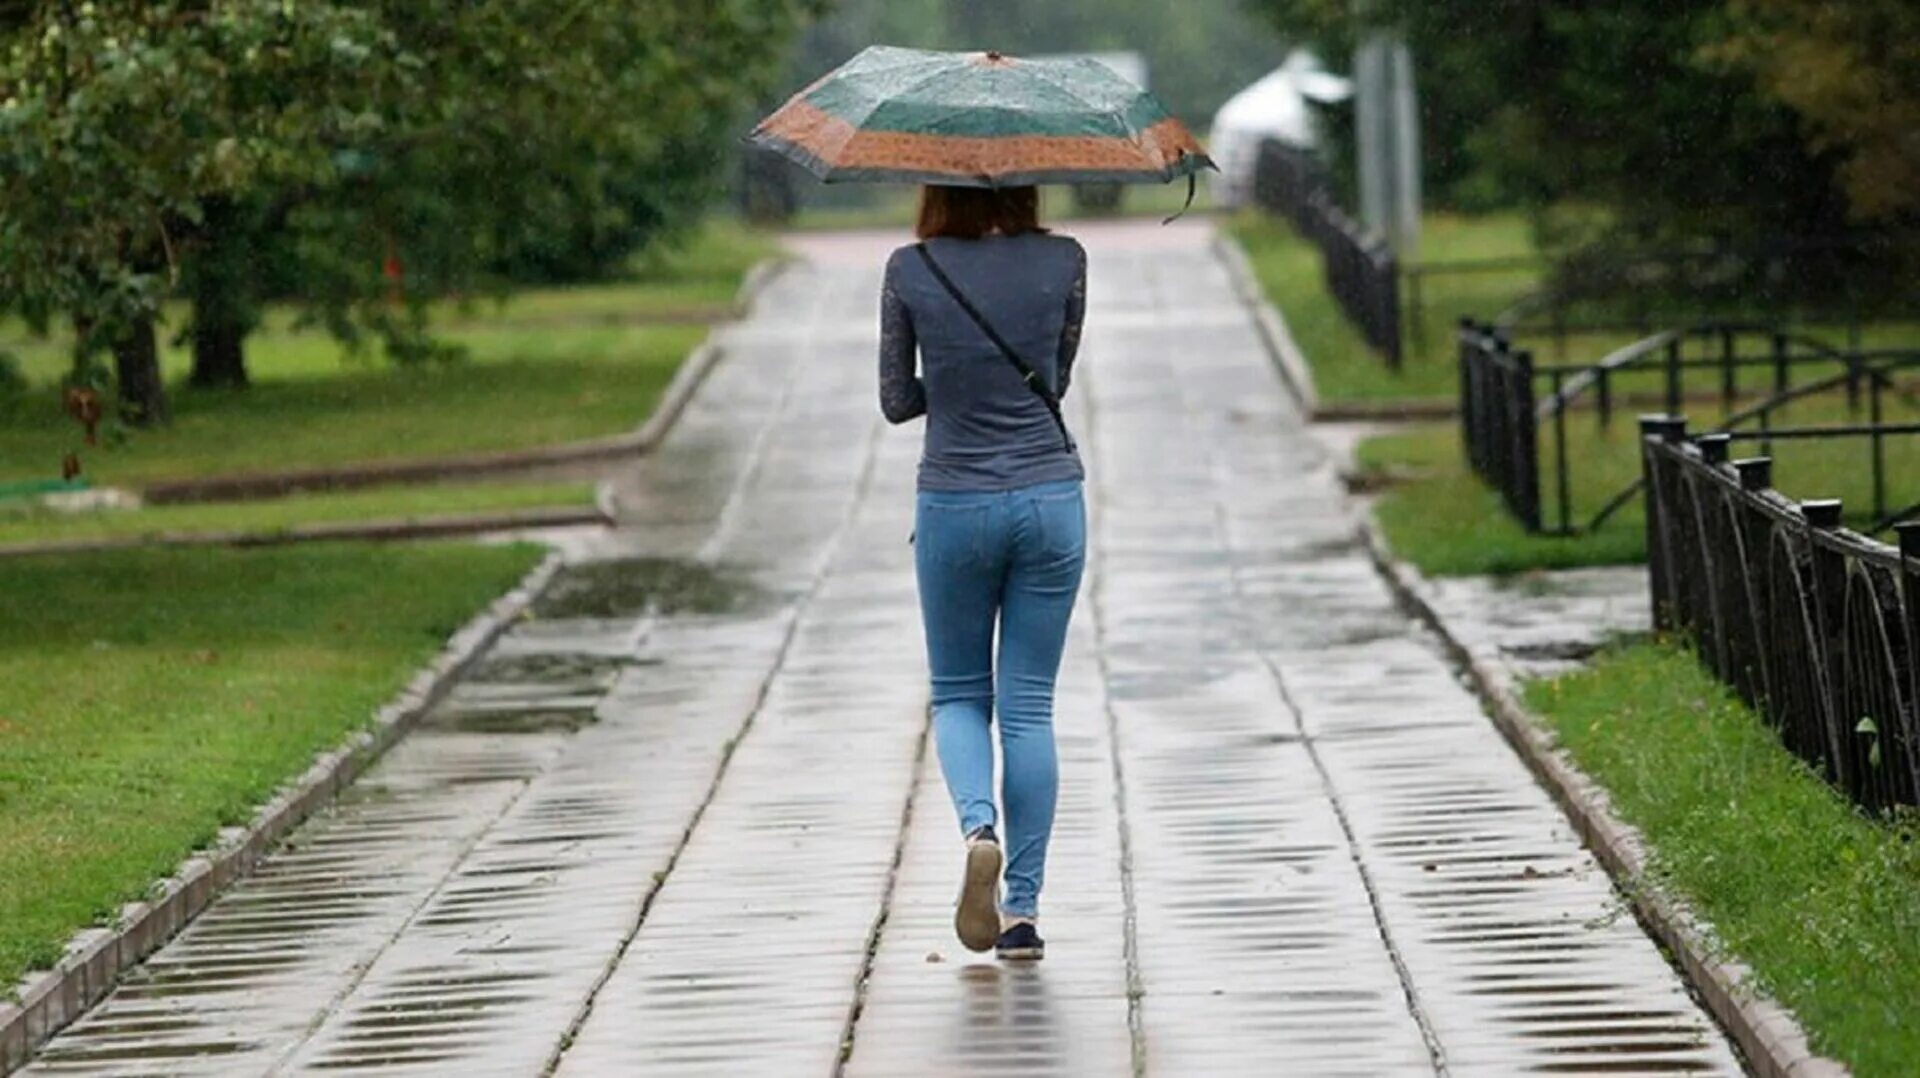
{"left": 429, "top": 708, "right": 599, "bottom": 735}
{"left": 463, "top": 652, "right": 632, "bottom": 684}
{"left": 1501, "top": 640, "right": 1601, "bottom": 663}
{"left": 531, "top": 557, "right": 765, "bottom": 619}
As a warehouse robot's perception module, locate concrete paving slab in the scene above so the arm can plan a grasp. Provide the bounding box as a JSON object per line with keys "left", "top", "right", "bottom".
{"left": 24, "top": 221, "right": 1743, "bottom": 1077}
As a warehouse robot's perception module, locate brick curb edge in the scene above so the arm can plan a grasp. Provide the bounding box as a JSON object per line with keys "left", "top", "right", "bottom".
{"left": 1357, "top": 520, "right": 1847, "bottom": 1078}
{"left": 0, "top": 551, "right": 567, "bottom": 1074}
{"left": 0, "top": 505, "right": 611, "bottom": 560}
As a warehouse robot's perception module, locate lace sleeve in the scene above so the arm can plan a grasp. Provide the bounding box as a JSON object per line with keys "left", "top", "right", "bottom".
{"left": 1056, "top": 241, "right": 1087, "bottom": 397}
{"left": 878, "top": 267, "right": 926, "bottom": 424}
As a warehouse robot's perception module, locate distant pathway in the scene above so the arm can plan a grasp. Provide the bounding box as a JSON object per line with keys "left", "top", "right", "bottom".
{"left": 26, "top": 221, "right": 1741, "bottom": 1076}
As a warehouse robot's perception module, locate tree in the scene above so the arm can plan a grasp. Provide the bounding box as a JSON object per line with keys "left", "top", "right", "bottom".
{"left": 0, "top": 1, "right": 398, "bottom": 418}
{"left": 1245, "top": 0, "right": 1860, "bottom": 242}
{"left": 1707, "top": 0, "right": 1920, "bottom": 225}
{"left": 1, "top": 0, "right": 824, "bottom": 412}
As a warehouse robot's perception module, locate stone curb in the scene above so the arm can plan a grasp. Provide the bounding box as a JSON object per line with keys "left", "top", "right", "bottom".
{"left": 1211, "top": 232, "right": 1323, "bottom": 417}
{"left": 135, "top": 253, "right": 789, "bottom": 507}
{"left": 1357, "top": 520, "right": 1847, "bottom": 1078}
{"left": 0, "top": 551, "right": 566, "bottom": 1076}
{"left": 0, "top": 505, "right": 611, "bottom": 560}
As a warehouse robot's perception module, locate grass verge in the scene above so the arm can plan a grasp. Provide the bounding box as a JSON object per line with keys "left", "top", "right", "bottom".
{"left": 0, "top": 219, "right": 773, "bottom": 488}
{"left": 0, "top": 542, "right": 544, "bottom": 993}
{"left": 1225, "top": 210, "right": 1920, "bottom": 407}
{"left": 1226, "top": 209, "right": 1544, "bottom": 404}
{"left": 1524, "top": 640, "right": 1920, "bottom": 1076}
{"left": 1360, "top": 389, "right": 1920, "bottom": 576}
{"left": 0, "top": 481, "right": 596, "bottom": 547}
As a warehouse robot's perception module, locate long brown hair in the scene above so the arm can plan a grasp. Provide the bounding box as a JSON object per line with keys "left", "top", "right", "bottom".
{"left": 915, "top": 185, "right": 1045, "bottom": 240}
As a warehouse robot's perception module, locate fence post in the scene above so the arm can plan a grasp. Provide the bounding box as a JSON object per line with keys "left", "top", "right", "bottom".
{"left": 1698, "top": 433, "right": 1731, "bottom": 466}
{"left": 1734, "top": 456, "right": 1772, "bottom": 493}
{"left": 1642, "top": 415, "right": 1688, "bottom": 631}
{"left": 1871, "top": 371, "right": 1887, "bottom": 523}
{"left": 1665, "top": 336, "right": 1683, "bottom": 415}
{"left": 1899, "top": 523, "right": 1920, "bottom": 730}
{"left": 1549, "top": 367, "right": 1571, "bottom": 534}
{"left": 1802, "top": 498, "right": 1849, "bottom": 794}
{"left": 1514, "top": 348, "right": 1541, "bottom": 532}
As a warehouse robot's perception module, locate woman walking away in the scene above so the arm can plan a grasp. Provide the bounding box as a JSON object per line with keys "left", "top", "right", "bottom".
{"left": 879, "top": 184, "right": 1087, "bottom": 962}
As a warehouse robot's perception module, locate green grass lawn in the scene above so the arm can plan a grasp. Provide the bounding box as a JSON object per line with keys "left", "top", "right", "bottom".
{"left": 0, "top": 542, "right": 544, "bottom": 993}
{"left": 0, "top": 220, "right": 773, "bottom": 488}
{"left": 1526, "top": 641, "right": 1920, "bottom": 1076}
{"left": 1360, "top": 390, "right": 1920, "bottom": 576}
{"left": 0, "top": 481, "right": 596, "bottom": 546}
{"left": 1227, "top": 209, "right": 1549, "bottom": 403}
{"left": 1226, "top": 209, "right": 1920, "bottom": 406}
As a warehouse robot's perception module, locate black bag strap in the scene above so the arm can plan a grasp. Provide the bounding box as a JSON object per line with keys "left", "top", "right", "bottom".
{"left": 914, "top": 242, "right": 1075, "bottom": 453}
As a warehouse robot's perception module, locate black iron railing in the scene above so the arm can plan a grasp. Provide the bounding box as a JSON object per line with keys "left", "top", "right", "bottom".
{"left": 1459, "top": 318, "right": 1920, "bottom": 535}
{"left": 1251, "top": 139, "right": 1402, "bottom": 370}
{"left": 1458, "top": 321, "right": 1542, "bottom": 530}
{"left": 1641, "top": 418, "right": 1920, "bottom": 811}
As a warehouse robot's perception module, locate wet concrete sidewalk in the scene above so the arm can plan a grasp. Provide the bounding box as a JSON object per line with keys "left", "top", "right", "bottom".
{"left": 26, "top": 220, "right": 1742, "bottom": 1076}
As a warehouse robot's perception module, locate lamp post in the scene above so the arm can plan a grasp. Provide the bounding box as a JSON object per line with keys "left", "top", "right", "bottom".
{"left": 1352, "top": 13, "right": 1421, "bottom": 256}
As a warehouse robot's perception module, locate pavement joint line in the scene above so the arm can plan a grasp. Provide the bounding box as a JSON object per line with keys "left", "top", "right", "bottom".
{"left": 257, "top": 736, "right": 572, "bottom": 1078}
{"left": 1189, "top": 385, "right": 1452, "bottom": 1078}
{"left": 696, "top": 335, "right": 807, "bottom": 564}
{"left": 542, "top": 397, "right": 890, "bottom": 1077}
{"left": 831, "top": 714, "right": 933, "bottom": 1077}
{"left": 1080, "top": 345, "right": 1151, "bottom": 1078}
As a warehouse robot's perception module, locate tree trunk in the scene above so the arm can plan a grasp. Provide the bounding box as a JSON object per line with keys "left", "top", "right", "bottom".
{"left": 188, "top": 197, "right": 253, "bottom": 388}
{"left": 112, "top": 314, "right": 169, "bottom": 426}
{"left": 189, "top": 317, "right": 248, "bottom": 389}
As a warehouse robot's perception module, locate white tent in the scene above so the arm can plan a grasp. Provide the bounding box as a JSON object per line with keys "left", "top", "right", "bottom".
{"left": 1208, "top": 51, "right": 1353, "bottom": 209}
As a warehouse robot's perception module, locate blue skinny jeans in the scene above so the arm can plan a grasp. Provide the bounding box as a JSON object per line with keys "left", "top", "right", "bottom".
{"left": 914, "top": 478, "right": 1086, "bottom": 919}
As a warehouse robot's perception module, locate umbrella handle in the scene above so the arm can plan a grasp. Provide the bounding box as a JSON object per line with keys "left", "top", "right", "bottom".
{"left": 1162, "top": 172, "right": 1197, "bottom": 225}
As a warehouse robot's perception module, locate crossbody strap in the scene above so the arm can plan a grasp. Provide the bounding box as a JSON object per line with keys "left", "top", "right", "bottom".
{"left": 913, "top": 242, "right": 1075, "bottom": 453}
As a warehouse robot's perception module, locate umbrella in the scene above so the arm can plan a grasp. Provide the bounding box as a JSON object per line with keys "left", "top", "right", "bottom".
{"left": 749, "top": 46, "right": 1214, "bottom": 192}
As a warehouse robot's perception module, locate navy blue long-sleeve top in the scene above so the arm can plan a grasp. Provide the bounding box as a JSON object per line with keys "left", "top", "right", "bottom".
{"left": 878, "top": 232, "right": 1087, "bottom": 492}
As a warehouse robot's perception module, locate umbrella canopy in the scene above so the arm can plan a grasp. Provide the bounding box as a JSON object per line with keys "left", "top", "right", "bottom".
{"left": 750, "top": 45, "right": 1214, "bottom": 188}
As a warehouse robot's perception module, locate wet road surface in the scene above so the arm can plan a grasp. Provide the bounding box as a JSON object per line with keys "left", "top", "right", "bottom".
{"left": 25, "top": 220, "right": 1743, "bottom": 1076}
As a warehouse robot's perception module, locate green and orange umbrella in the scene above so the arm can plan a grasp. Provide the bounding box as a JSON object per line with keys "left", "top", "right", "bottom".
{"left": 749, "top": 46, "right": 1214, "bottom": 190}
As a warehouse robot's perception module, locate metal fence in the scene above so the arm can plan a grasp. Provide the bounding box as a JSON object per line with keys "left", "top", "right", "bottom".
{"left": 1457, "top": 321, "right": 1542, "bottom": 530}
{"left": 1641, "top": 418, "right": 1920, "bottom": 811}
{"left": 1251, "top": 139, "right": 1402, "bottom": 369}
{"left": 1459, "top": 318, "right": 1920, "bottom": 535}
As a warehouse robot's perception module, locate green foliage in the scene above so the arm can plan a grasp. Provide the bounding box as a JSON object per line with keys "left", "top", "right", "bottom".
{"left": 0, "top": 0, "right": 817, "bottom": 387}
{"left": 1526, "top": 641, "right": 1920, "bottom": 1075}
{"left": 1242, "top": 0, "right": 1869, "bottom": 248}
{"left": 1706, "top": 0, "right": 1920, "bottom": 225}
{"left": 0, "top": 2, "right": 397, "bottom": 344}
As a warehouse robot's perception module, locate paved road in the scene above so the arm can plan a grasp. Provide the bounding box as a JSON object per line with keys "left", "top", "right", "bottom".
{"left": 27, "top": 221, "right": 1742, "bottom": 1076}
